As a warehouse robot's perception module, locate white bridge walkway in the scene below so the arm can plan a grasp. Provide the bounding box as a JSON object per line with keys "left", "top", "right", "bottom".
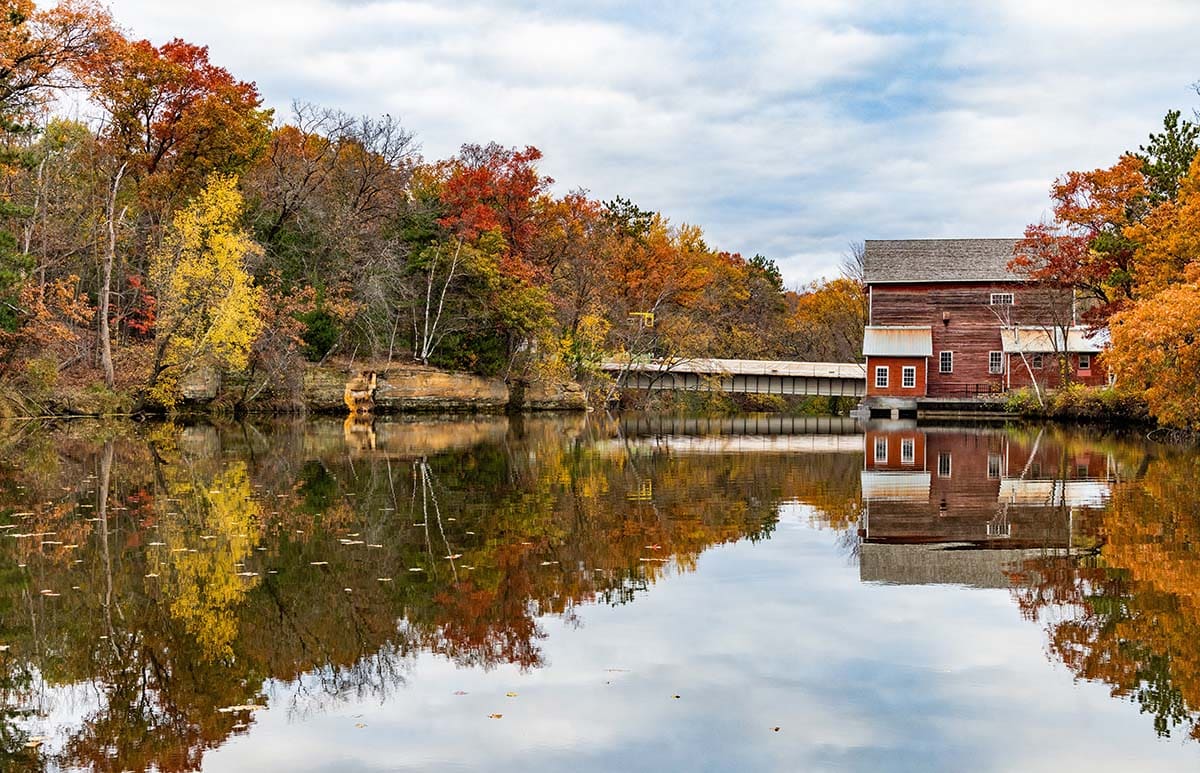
{"left": 601, "top": 358, "right": 867, "bottom": 398}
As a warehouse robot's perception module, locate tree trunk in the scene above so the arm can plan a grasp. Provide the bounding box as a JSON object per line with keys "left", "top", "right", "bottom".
{"left": 101, "top": 163, "right": 128, "bottom": 389}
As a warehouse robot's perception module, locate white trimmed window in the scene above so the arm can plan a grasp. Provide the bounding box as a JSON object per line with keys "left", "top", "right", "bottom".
{"left": 987, "top": 453, "right": 1002, "bottom": 479}
{"left": 902, "top": 366, "right": 916, "bottom": 388}
{"left": 989, "top": 351, "right": 1003, "bottom": 375}
{"left": 1078, "top": 353, "right": 1091, "bottom": 371}
{"left": 875, "top": 366, "right": 889, "bottom": 388}
{"left": 901, "top": 438, "right": 915, "bottom": 465}
{"left": 939, "top": 351, "right": 953, "bottom": 373}
{"left": 874, "top": 437, "right": 887, "bottom": 464}
{"left": 937, "top": 452, "right": 952, "bottom": 478}
{"left": 990, "top": 292, "right": 1014, "bottom": 306}
{"left": 1031, "top": 354, "right": 1043, "bottom": 369}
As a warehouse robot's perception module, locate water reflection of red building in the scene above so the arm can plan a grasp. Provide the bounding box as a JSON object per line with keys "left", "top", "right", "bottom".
{"left": 859, "top": 425, "right": 1115, "bottom": 586}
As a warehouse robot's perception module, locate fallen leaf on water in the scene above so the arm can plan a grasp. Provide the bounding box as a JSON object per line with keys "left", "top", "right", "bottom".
{"left": 408, "top": 567, "right": 424, "bottom": 572}
{"left": 672, "top": 695, "right": 681, "bottom": 699}
{"left": 506, "top": 692, "right": 518, "bottom": 698}
{"left": 488, "top": 714, "right": 503, "bottom": 719}
{"left": 344, "top": 588, "right": 353, "bottom": 593}
{"left": 772, "top": 727, "right": 780, "bottom": 732}
{"left": 445, "top": 553, "right": 462, "bottom": 559}
{"left": 218, "top": 704, "right": 266, "bottom": 713}
{"left": 310, "top": 561, "right": 329, "bottom": 566}
{"left": 453, "top": 691, "right": 468, "bottom": 696}
{"left": 377, "top": 577, "right": 393, "bottom": 582}
{"left": 368, "top": 544, "right": 383, "bottom": 548}
{"left": 355, "top": 723, "right": 366, "bottom": 728}
{"left": 644, "top": 544, "right": 662, "bottom": 550}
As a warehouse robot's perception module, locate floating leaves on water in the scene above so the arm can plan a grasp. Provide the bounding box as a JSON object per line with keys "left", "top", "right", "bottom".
{"left": 343, "top": 588, "right": 352, "bottom": 593}
{"left": 772, "top": 727, "right": 780, "bottom": 732}
{"left": 453, "top": 691, "right": 468, "bottom": 696}
{"left": 200, "top": 535, "right": 216, "bottom": 541}
{"left": 505, "top": 692, "right": 518, "bottom": 698}
{"left": 145, "top": 573, "right": 159, "bottom": 578}
{"left": 310, "top": 561, "right": 329, "bottom": 566}
{"left": 377, "top": 578, "right": 393, "bottom": 582}
{"left": 445, "top": 554, "right": 462, "bottom": 560}
{"left": 465, "top": 531, "right": 475, "bottom": 536}
{"left": 355, "top": 723, "right": 366, "bottom": 728}
{"left": 672, "top": 695, "right": 681, "bottom": 699}
{"left": 148, "top": 542, "right": 166, "bottom": 547}
{"left": 236, "top": 572, "right": 257, "bottom": 578}
{"left": 639, "top": 558, "right": 668, "bottom": 563}
{"left": 488, "top": 714, "right": 503, "bottom": 719}
{"left": 218, "top": 704, "right": 266, "bottom": 713}
{"left": 408, "top": 567, "right": 424, "bottom": 572}
{"left": 368, "top": 544, "right": 383, "bottom": 548}
{"left": 644, "top": 544, "right": 662, "bottom": 550}
{"left": 40, "top": 591, "right": 60, "bottom": 597}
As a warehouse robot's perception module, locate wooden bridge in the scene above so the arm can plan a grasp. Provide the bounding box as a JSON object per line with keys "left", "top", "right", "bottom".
{"left": 600, "top": 358, "right": 867, "bottom": 398}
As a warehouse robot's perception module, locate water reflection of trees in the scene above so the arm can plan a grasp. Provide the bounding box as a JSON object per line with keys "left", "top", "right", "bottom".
{"left": 0, "top": 415, "right": 863, "bottom": 771}
{"left": 1006, "top": 444, "right": 1200, "bottom": 741}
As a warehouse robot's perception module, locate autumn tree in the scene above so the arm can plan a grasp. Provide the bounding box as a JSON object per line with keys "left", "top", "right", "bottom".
{"left": 1135, "top": 109, "right": 1200, "bottom": 203}
{"left": 783, "top": 278, "right": 867, "bottom": 362}
{"left": 148, "top": 175, "right": 262, "bottom": 406}
{"left": 1011, "top": 155, "right": 1148, "bottom": 325}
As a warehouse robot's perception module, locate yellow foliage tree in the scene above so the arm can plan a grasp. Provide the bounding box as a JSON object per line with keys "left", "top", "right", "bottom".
{"left": 149, "top": 175, "right": 263, "bottom": 406}
{"left": 1126, "top": 152, "right": 1200, "bottom": 296}
{"left": 1107, "top": 259, "right": 1200, "bottom": 428}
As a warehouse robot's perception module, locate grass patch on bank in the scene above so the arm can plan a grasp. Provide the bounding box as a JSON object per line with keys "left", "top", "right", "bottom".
{"left": 1005, "top": 384, "right": 1150, "bottom": 423}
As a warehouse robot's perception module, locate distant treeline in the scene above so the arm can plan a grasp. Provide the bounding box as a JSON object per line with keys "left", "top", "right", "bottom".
{"left": 0, "top": 1, "right": 866, "bottom": 411}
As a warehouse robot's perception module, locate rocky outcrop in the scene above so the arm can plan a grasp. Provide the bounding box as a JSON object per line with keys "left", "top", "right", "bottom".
{"left": 515, "top": 378, "right": 587, "bottom": 411}
{"left": 299, "top": 362, "right": 585, "bottom": 414}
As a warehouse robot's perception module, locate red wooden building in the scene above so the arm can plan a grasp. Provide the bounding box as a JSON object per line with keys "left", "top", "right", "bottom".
{"left": 862, "top": 239, "right": 1108, "bottom": 402}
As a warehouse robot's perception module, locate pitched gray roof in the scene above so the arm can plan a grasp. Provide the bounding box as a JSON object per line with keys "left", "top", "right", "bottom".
{"left": 864, "top": 239, "right": 1021, "bottom": 284}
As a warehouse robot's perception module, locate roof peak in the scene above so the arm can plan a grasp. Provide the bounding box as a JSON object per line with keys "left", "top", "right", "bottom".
{"left": 864, "top": 239, "right": 1021, "bottom": 284}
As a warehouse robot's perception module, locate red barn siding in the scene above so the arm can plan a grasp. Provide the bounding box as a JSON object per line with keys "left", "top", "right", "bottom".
{"left": 866, "top": 356, "right": 927, "bottom": 397}
{"left": 870, "top": 283, "right": 1076, "bottom": 397}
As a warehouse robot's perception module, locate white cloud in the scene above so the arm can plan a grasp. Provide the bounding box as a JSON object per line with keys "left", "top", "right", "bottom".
{"left": 96, "top": 0, "right": 1200, "bottom": 284}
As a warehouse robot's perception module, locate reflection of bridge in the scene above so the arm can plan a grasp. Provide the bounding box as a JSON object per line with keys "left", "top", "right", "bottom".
{"left": 606, "top": 414, "right": 863, "bottom": 455}
{"left": 601, "top": 358, "right": 866, "bottom": 398}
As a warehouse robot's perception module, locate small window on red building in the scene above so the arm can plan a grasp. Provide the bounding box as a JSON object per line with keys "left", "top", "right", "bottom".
{"left": 989, "top": 351, "right": 1003, "bottom": 375}
{"left": 902, "top": 366, "right": 916, "bottom": 388}
{"left": 937, "top": 452, "right": 952, "bottom": 478}
{"left": 875, "top": 366, "right": 889, "bottom": 388}
{"left": 874, "top": 437, "right": 887, "bottom": 464}
{"left": 1032, "top": 354, "right": 1043, "bottom": 369}
{"left": 939, "top": 351, "right": 953, "bottom": 373}
{"left": 1078, "top": 354, "right": 1091, "bottom": 371}
{"left": 901, "top": 438, "right": 915, "bottom": 465}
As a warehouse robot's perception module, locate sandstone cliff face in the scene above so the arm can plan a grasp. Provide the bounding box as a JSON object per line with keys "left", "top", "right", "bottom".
{"left": 300, "top": 363, "right": 586, "bottom": 414}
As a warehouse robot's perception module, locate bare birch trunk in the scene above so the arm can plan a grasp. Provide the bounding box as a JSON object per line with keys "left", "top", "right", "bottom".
{"left": 101, "top": 163, "right": 128, "bottom": 389}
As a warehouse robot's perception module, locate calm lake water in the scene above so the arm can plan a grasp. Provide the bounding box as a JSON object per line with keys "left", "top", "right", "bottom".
{"left": 1, "top": 413, "right": 1199, "bottom": 771}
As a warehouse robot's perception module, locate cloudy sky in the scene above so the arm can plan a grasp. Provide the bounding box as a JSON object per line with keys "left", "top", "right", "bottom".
{"left": 99, "top": 0, "right": 1200, "bottom": 285}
